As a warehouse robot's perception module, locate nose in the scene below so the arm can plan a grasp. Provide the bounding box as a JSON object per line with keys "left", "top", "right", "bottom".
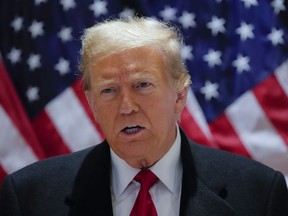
{"left": 119, "top": 90, "right": 139, "bottom": 115}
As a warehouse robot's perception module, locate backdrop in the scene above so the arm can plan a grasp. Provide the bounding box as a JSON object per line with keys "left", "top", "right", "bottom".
{"left": 0, "top": 0, "right": 287, "bottom": 185}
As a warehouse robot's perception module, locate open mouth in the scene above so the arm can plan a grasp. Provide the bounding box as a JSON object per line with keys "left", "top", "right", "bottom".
{"left": 121, "top": 125, "right": 144, "bottom": 135}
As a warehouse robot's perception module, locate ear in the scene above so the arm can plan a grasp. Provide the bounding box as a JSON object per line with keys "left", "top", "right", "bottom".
{"left": 175, "top": 86, "right": 188, "bottom": 115}
{"left": 85, "top": 90, "right": 99, "bottom": 123}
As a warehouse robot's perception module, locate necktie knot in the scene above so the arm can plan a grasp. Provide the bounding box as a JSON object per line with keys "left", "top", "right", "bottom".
{"left": 134, "top": 169, "right": 158, "bottom": 190}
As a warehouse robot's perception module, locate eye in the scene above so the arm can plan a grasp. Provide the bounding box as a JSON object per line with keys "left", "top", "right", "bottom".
{"left": 135, "top": 82, "right": 152, "bottom": 89}
{"left": 101, "top": 87, "right": 117, "bottom": 94}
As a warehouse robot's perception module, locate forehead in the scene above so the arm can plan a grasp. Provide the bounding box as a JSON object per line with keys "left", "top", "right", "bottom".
{"left": 89, "top": 46, "right": 168, "bottom": 82}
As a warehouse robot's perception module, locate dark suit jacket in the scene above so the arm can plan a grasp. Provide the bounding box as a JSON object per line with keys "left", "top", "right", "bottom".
{"left": 0, "top": 129, "right": 287, "bottom": 216}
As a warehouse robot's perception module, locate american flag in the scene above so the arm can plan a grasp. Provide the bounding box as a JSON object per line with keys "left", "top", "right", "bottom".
{"left": 0, "top": 0, "right": 287, "bottom": 185}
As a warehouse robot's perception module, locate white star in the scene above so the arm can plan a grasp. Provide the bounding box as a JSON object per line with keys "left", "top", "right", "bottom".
{"left": 7, "top": 48, "right": 22, "bottom": 64}
{"left": 181, "top": 45, "right": 193, "bottom": 61}
{"left": 60, "top": 0, "right": 76, "bottom": 11}
{"left": 200, "top": 81, "right": 219, "bottom": 101}
{"left": 28, "top": 20, "right": 44, "bottom": 38}
{"left": 58, "top": 27, "right": 73, "bottom": 42}
{"left": 35, "top": 0, "right": 47, "bottom": 5}
{"left": 271, "top": 0, "right": 286, "bottom": 14}
{"left": 26, "top": 86, "right": 39, "bottom": 102}
{"left": 11, "top": 17, "right": 24, "bottom": 32}
{"left": 207, "top": 16, "right": 226, "bottom": 36}
{"left": 232, "top": 55, "right": 250, "bottom": 73}
{"left": 178, "top": 11, "right": 196, "bottom": 29}
{"left": 159, "top": 6, "right": 177, "bottom": 21}
{"left": 236, "top": 22, "right": 254, "bottom": 41}
{"left": 267, "top": 28, "right": 284, "bottom": 46}
{"left": 241, "top": 0, "right": 258, "bottom": 8}
{"left": 89, "top": 0, "right": 108, "bottom": 17}
{"left": 119, "top": 8, "right": 135, "bottom": 19}
{"left": 203, "top": 49, "right": 222, "bottom": 68}
{"left": 27, "top": 54, "right": 41, "bottom": 71}
{"left": 54, "top": 58, "right": 70, "bottom": 75}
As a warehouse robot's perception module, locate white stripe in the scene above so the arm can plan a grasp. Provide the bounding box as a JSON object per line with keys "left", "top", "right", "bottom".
{"left": 46, "top": 87, "right": 102, "bottom": 152}
{"left": 186, "top": 89, "right": 212, "bottom": 140}
{"left": 275, "top": 59, "right": 288, "bottom": 97}
{"left": 0, "top": 106, "right": 38, "bottom": 174}
{"left": 226, "top": 91, "right": 288, "bottom": 175}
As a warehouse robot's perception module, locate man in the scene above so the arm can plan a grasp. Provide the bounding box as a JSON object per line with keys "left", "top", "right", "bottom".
{"left": 0, "top": 17, "right": 287, "bottom": 216}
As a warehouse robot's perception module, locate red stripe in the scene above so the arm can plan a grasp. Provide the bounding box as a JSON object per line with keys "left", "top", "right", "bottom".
{"left": 253, "top": 74, "right": 288, "bottom": 146}
{"left": 209, "top": 114, "right": 251, "bottom": 157}
{"left": 72, "top": 79, "right": 104, "bottom": 139}
{"left": 0, "top": 165, "right": 7, "bottom": 185}
{"left": 32, "top": 110, "right": 71, "bottom": 158}
{"left": 0, "top": 61, "right": 45, "bottom": 159}
{"left": 180, "top": 107, "right": 216, "bottom": 147}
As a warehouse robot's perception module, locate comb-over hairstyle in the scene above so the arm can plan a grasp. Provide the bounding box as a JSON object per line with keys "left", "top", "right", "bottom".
{"left": 79, "top": 17, "right": 191, "bottom": 91}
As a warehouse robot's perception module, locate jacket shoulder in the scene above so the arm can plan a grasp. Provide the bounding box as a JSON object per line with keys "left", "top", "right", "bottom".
{"left": 189, "top": 141, "right": 277, "bottom": 185}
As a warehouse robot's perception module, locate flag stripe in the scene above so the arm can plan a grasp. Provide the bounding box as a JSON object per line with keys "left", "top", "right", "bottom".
{"left": 180, "top": 107, "right": 215, "bottom": 147}
{"left": 46, "top": 87, "right": 103, "bottom": 152}
{"left": 32, "top": 110, "right": 71, "bottom": 157}
{"left": 0, "top": 165, "right": 7, "bottom": 184}
{"left": 275, "top": 60, "right": 288, "bottom": 97}
{"left": 0, "top": 62, "right": 44, "bottom": 158}
{"left": 71, "top": 80, "right": 104, "bottom": 139}
{"left": 186, "top": 90, "right": 213, "bottom": 141}
{"left": 0, "top": 105, "right": 38, "bottom": 174}
{"left": 209, "top": 113, "right": 251, "bottom": 157}
{"left": 253, "top": 74, "right": 288, "bottom": 146}
{"left": 226, "top": 90, "right": 288, "bottom": 171}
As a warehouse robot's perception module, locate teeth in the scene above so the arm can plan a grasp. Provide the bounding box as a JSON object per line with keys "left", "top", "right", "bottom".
{"left": 127, "top": 125, "right": 138, "bottom": 129}
{"left": 123, "top": 125, "right": 142, "bottom": 134}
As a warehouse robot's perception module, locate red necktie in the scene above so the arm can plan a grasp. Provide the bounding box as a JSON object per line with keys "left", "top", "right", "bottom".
{"left": 130, "top": 169, "right": 158, "bottom": 216}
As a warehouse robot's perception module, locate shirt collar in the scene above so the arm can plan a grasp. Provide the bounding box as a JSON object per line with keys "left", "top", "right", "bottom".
{"left": 110, "top": 125, "right": 182, "bottom": 200}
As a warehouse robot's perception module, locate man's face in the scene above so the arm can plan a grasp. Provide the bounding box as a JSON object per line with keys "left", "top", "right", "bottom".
{"left": 85, "top": 46, "right": 187, "bottom": 168}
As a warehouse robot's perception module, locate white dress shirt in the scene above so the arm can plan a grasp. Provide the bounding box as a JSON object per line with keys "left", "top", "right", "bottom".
{"left": 110, "top": 125, "right": 183, "bottom": 216}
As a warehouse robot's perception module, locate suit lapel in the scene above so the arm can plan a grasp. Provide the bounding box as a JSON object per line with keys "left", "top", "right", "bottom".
{"left": 179, "top": 129, "right": 235, "bottom": 216}
{"left": 67, "top": 141, "right": 113, "bottom": 216}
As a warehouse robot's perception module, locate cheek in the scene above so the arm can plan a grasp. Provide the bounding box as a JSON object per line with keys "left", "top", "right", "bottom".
{"left": 147, "top": 96, "right": 178, "bottom": 122}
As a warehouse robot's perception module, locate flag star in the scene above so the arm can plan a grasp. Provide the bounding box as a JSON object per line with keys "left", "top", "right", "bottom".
{"left": 271, "top": 0, "right": 286, "bottom": 14}
{"left": 267, "top": 28, "right": 284, "bottom": 46}
{"left": 159, "top": 6, "right": 177, "bottom": 21}
{"left": 203, "top": 49, "right": 222, "bottom": 68}
{"left": 35, "top": 0, "right": 47, "bottom": 5}
{"left": 236, "top": 22, "right": 254, "bottom": 41}
{"left": 89, "top": 0, "right": 108, "bottom": 17}
{"left": 178, "top": 11, "right": 196, "bottom": 29}
{"left": 26, "top": 86, "right": 40, "bottom": 102}
{"left": 207, "top": 16, "right": 226, "bottom": 36}
{"left": 200, "top": 81, "right": 219, "bottom": 101}
{"left": 241, "top": 0, "right": 258, "bottom": 8}
{"left": 119, "top": 8, "right": 135, "bottom": 19}
{"left": 11, "top": 16, "right": 24, "bottom": 32}
{"left": 233, "top": 55, "right": 250, "bottom": 73}
{"left": 181, "top": 45, "right": 193, "bottom": 61}
{"left": 55, "top": 58, "right": 70, "bottom": 75}
{"left": 60, "top": 0, "right": 76, "bottom": 11}
{"left": 58, "top": 27, "right": 73, "bottom": 42}
{"left": 7, "top": 48, "right": 22, "bottom": 64}
{"left": 27, "top": 54, "right": 41, "bottom": 71}
{"left": 28, "top": 20, "right": 44, "bottom": 38}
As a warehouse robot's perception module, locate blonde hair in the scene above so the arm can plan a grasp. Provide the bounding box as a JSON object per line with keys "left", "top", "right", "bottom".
{"left": 79, "top": 17, "right": 191, "bottom": 91}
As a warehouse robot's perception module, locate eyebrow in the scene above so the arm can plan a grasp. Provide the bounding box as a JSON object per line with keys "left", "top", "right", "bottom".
{"left": 93, "top": 71, "right": 158, "bottom": 89}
